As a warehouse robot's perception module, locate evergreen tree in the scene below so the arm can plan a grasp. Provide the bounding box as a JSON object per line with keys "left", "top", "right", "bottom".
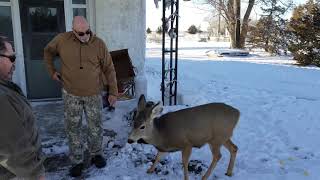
{"left": 288, "top": 0, "right": 320, "bottom": 66}
{"left": 146, "top": 27, "right": 152, "bottom": 34}
{"left": 247, "top": 0, "right": 292, "bottom": 55}
{"left": 156, "top": 26, "right": 163, "bottom": 34}
{"left": 188, "top": 25, "right": 198, "bottom": 34}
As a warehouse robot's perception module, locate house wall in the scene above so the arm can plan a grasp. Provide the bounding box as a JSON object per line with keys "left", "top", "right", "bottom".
{"left": 95, "top": 0, "right": 146, "bottom": 75}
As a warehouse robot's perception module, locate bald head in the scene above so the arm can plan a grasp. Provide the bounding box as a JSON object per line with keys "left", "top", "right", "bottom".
{"left": 72, "top": 16, "right": 89, "bottom": 31}
{"left": 72, "top": 16, "right": 91, "bottom": 43}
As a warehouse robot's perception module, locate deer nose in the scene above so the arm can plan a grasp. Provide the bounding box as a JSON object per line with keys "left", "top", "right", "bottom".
{"left": 137, "top": 138, "right": 148, "bottom": 144}
{"left": 127, "top": 139, "right": 134, "bottom": 144}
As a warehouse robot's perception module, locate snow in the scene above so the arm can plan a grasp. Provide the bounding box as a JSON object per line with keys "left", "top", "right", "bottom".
{"left": 44, "top": 40, "right": 320, "bottom": 180}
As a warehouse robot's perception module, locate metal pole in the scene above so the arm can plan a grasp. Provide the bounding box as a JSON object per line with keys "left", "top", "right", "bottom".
{"left": 174, "top": 0, "right": 179, "bottom": 105}
{"left": 169, "top": 0, "right": 174, "bottom": 105}
{"left": 161, "top": 0, "right": 166, "bottom": 105}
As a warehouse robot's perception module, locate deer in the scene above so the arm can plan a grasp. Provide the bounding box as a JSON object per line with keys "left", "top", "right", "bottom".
{"left": 127, "top": 94, "right": 240, "bottom": 180}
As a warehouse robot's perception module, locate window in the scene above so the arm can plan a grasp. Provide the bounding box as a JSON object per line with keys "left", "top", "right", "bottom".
{"left": 0, "top": 6, "right": 14, "bottom": 45}
{"left": 29, "top": 7, "right": 58, "bottom": 32}
{"left": 71, "top": 0, "right": 87, "bottom": 18}
{"left": 65, "top": 0, "right": 94, "bottom": 31}
{"left": 73, "top": 7, "right": 86, "bottom": 17}
{"left": 72, "top": 0, "right": 85, "bottom": 4}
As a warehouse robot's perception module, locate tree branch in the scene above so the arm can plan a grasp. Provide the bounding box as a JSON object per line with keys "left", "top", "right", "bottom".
{"left": 242, "top": 0, "right": 255, "bottom": 25}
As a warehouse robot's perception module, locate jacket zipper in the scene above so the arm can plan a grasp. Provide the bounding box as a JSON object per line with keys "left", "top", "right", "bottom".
{"left": 80, "top": 43, "right": 83, "bottom": 69}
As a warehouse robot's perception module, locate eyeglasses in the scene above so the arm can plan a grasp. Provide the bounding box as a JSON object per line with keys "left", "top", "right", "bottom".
{"left": 0, "top": 54, "right": 16, "bottom": 63}
{"left": 75, "top": 29, "right": 91, "bottom": 36}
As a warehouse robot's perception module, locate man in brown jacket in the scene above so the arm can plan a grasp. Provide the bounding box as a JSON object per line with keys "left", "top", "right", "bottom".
{"left": 0, "top": 36, "right": 45, "bottom": 179}
{"left": 44, "top": 16, "right": 118, "bottom": 177}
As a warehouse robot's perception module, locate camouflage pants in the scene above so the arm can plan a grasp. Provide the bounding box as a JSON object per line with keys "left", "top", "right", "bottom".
{"left": 62, "top": 89, "right": 103, "bottom": 165}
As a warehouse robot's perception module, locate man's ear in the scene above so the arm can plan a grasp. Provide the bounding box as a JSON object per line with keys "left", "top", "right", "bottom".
{"left": 151, "top": 101, "right": 163, "bottom": 118}
{"left": 137, "top": 94, "right": 146, "bottom": 111}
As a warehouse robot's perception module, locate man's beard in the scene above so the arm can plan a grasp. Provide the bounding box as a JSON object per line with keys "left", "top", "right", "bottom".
{"left": 80, "top": 37, "right": 89, "bottom": 43}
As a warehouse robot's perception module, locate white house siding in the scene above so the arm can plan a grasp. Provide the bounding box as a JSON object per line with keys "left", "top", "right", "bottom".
{"left": 95, "top": 0, "right": 146, "bottom": 75}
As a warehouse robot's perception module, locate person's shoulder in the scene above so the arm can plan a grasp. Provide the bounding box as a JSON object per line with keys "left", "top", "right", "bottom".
{"left": 56, "top": 32, "right": 74, "bottom": 41}
{"left": 0, "top": 88, "right": 10, "bottom": 104}
{"left": 0, "top": 83, "right": 10, "bottom": 96}
{"left": 0, "top": 84, "right": 27, "bottom": 110}
{"left": 93, "top": 36, "right": 105, "bottom": 45}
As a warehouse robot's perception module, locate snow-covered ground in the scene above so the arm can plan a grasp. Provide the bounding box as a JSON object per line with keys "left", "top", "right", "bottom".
{"left": 45, "top": 41, "right": 320, "bottom": 180}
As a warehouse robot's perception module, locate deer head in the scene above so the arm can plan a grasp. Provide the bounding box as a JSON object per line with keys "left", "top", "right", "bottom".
{"left": 128, "top": 94, "right": 163, "bottom": 144}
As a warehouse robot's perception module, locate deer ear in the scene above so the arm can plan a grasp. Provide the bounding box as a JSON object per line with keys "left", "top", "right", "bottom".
{"left": 138, "top": 94, "right": 146, "bottom": 111}
{"left": 151, "top": 101, "right": 163, "bottom": 117}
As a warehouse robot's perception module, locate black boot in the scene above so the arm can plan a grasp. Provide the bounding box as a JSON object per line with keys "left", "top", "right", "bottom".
{"left": 91, "top": 155, "right": 106, "bottom": 168}
{"left": 69, "top": 163, "right": 83, "bottom": 177}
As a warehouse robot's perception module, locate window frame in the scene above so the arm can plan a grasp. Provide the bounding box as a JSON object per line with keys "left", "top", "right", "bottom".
{"left": 0, "top": 0, "right": 27, "bottom": 95}
{"left": 64, "top": 0, "right": 95, "bottom": 32}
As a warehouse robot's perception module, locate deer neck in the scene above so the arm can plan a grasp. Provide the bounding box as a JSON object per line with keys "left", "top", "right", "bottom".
{"left": 146, "top": 117, "right": 167, "bottom": 151}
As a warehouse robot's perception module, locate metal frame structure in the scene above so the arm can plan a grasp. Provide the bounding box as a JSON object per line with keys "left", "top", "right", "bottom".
{"left": 161, "top": 0, "right": 179, "bottom": 105}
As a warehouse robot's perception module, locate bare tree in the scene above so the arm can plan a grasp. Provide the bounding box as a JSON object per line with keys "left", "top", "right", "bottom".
{"left": 204, "top": 0, "right": 255, "bottom": 48}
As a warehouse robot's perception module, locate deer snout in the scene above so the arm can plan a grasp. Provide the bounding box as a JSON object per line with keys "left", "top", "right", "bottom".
{"left": 137, "top": 138, "right": 148, "bottom": 144}
{"left": 127, "top": 139, "right": 134, "bottom": 144}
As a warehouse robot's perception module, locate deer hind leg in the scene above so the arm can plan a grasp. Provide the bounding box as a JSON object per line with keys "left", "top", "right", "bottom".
{"left": 202, "top": 142, "right": 222, "bottom": 180}
{"left": 181, "top": 146, "right": 192, "bottom": 180}
{"left": 147, "top": 151, "right": 166, "bottom": 173}
{"left": 223, "top": 139, "right": 238, "bottom": 176}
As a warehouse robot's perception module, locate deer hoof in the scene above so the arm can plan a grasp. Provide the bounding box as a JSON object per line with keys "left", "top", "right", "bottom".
{"left": 201, "top": 176, "right": 207, "bottom": 180}
{"left": 225, "top": 172, "right": 232, "bottom": 177}
{"left": 147, "top": 168, "right": 154, "bottom": 174}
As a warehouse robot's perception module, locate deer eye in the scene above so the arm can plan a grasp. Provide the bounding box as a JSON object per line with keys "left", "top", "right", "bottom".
{"left": 140, "top": 125, "right": 145, "bottom": 130}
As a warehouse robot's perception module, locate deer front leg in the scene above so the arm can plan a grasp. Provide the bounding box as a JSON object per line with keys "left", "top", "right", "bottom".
{"left": 181, "top": 146, "right": 192, "bottom": 180}
{"left": 147, "top": 151, "right": 166, "bottom": 173}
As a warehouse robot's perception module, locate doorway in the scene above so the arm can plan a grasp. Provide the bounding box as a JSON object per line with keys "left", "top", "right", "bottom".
{"left": 20, "top": 0, "right": 65, "bottom": 99}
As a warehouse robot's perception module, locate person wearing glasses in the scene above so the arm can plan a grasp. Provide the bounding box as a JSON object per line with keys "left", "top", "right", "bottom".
{"left": 0, "top": 36, "right": 45, "bottom": 180}
{"left": 44, "top": 16, "right": 118, "bottom": 177}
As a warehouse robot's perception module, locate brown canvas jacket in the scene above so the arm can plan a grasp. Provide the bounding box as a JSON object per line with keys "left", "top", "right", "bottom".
{"left": 0, "top": 79, "right": 44, "bottom": 179}
{"left": 44, "top": 31, "right": 118, "bottom": 96}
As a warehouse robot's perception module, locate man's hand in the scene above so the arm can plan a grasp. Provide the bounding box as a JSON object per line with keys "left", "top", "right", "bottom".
{"left": 108, "top": 95, "right": 117, "bottom": 107}
{"left": 52, "top": 72, "right": 62, "bottom": 82}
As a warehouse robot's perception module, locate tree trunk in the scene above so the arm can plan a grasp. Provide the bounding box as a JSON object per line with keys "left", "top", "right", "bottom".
{"left": 235, "top": 0, "right": 241, "bottom": 48}
{"left": 239, "top": 22, "right": 249, "bottom": 48}
{"left": 228, "top": 23, "right": 236, "bottom": 48}
{"left": 239, "top": 0, "right": 255, "bottom": 48}
{"left": 264, "top": 39, "right": 269, "bottom": 52}
{"left": 208, "top": 0, "right": 255, "bottom": 49}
